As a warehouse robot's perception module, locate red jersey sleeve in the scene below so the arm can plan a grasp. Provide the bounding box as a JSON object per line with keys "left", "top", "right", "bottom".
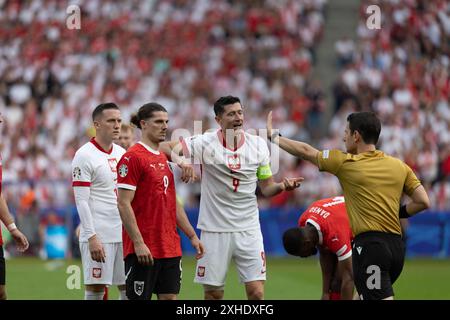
{"left": 323, "top": 223, "right": 352, "bottom": 261}
{"left": 117, "top": 153, "right": 140, "bottom": 190}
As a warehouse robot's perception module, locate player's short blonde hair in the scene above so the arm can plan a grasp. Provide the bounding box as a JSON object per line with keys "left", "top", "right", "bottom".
{"left": 121, "top": 123, "right": 134, "bottom": 132}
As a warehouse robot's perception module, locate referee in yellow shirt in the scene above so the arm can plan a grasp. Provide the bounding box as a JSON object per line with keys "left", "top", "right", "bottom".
{"left": 267, "top": 111, "right": 430, "bottom": 300}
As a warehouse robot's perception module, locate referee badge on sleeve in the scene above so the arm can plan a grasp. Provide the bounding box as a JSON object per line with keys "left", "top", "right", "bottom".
{"left": 119, "top": 164, "right": 128, "bottom": 177}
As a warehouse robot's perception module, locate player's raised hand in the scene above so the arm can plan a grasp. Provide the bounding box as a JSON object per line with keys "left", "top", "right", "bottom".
{"left": 88, "top": 235, "right": 106, "bottom": 263}
{"left": 10, "top": 229, "right": 29, "bottom": 252}
{"left": 189, "top": 235, "right": 205, "bottom": 260}
{"left": 134, "top": 242, "right": 154, "bottom": 266}
{"left": 281, "top": 177, "right": 304, "bottom": 191}
{"left": 178, "top": 161, "right": 198, "bottom": 183}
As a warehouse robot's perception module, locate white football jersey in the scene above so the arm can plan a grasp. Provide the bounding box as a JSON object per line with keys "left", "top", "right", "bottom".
{"left": 72, "top": 139, "right": 126, "bottom": 243}
{"left": 182, "top": 129, "right": 271, "bottom": 232}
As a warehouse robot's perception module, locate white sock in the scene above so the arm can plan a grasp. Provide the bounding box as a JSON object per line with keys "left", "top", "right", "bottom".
{"left": 119, "top": 289, "right": 128, "bottom": 300}
{"left": 85, "top": 290, "right": 104, "bottom": 300}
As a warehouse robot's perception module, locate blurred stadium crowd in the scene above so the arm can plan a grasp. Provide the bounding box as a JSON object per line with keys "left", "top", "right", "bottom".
{"left": 0, "top": 0, "right": 448, "bottom": 254}
{"left": 331, "top": 0, "right": 449, "bottom": 210}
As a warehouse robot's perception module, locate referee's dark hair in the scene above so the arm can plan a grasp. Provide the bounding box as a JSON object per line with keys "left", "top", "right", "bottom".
{"left": 130, "top": 102, "right": 167, "bottom": 129}
{"left": 92, "top": 102, "right": 120, "bottom": 121}
{"left": 214, "top": 95, "right": 241, "bottom": 116}
{"left": 347, "top": 112, "right": 381, "bottom": 145}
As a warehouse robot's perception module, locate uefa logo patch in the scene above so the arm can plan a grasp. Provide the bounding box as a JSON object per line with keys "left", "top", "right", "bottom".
{"left": 118, "top": 164, "right": 128, "bottom": 177}
{"left": 73, "top": 167, "right": 81, "bottom": 179}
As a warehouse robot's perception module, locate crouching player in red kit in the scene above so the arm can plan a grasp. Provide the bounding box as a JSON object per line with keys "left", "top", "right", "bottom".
{"left": 283, "top": 196, "right": 354, "bottom": 300}
{"left": 117, "top": 102, "right": 204, "bottom": 300}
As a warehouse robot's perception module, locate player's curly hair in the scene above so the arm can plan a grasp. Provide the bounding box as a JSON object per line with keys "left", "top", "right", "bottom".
{"left": 283, "top": 228, "right": 305, "bottom": 256}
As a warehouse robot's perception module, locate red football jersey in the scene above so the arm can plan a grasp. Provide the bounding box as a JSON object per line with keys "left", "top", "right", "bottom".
{"left": 117, "top": 142, "right": 181, "bottom": 259}
{"left": 298, "top": 196, "right": 352, "bottom": 261}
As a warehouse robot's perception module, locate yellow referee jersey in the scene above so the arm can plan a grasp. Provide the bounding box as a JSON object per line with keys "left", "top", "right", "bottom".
{"left": 317, "top": 149, "right": 421, "bottom": 236}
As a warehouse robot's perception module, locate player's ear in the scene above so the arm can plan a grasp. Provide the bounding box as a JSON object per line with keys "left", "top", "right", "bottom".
{"left": 353, "top": 130, "right": 360, "bottom": 143}
{"left": 215, "top": 115, "right": 221, "bottom": 126}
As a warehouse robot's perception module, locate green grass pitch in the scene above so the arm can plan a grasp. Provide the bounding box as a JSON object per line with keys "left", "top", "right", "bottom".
{"left": 5, "top": 256, "right": 450, "bottom": 300}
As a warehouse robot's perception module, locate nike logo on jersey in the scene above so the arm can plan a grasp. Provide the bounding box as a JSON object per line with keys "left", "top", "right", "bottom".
{"left": 124, "top": 156, "right": 130, "bottom": 161}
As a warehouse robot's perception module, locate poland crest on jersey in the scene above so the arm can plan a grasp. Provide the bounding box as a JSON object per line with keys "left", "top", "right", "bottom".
{"left": 227, "top": 154, "right": 241, "bottom": 170}
{"left": 108, "top": 158, "right": 118, "bottom": 172}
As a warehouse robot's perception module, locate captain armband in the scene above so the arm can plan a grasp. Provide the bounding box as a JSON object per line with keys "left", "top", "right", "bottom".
{"left": 257, "top": 164, "right": 272, "bottom": 180}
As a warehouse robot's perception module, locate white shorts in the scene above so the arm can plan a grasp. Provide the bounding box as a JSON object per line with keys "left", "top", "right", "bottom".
{"left": 194, "top": 229, "right": 266, "bottom": 286}
{"left": 79, "top": 242, "right": 126, "bottom": 286}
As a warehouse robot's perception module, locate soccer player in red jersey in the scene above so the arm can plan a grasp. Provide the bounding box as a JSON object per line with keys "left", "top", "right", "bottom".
{"left": 283, "top": 196, "right": 354, "bottom": 300}
{"left": 0, "top": 113, "right": 29, "bottom": 300}
{"left": 117, "top": 102, "right": 204, "bottom": 300}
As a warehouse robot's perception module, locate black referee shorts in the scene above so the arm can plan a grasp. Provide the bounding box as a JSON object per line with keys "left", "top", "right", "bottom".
{"left": 124, "top": 254, "right": 182, "bottom": 300}
{"left": 352, "top": 231, "right": 405, "bottom": 300}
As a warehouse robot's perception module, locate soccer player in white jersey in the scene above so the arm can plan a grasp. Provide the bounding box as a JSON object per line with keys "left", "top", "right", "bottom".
{"left": 72, "top": 103, "right": 127, "bottom": 300}
{"left": 161, "top": 96, "right": 304, "bottom": 300}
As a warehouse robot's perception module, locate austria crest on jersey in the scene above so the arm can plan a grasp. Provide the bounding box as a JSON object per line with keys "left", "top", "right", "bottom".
{"left": 134, "top": 281, "right": 145, "bottom": 296}
{"left": 227, "top": 154, "right": 241, "bottom": 170}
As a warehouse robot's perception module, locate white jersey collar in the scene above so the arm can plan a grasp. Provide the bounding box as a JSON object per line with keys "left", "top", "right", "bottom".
{"left": 306, "top": 219, "right": 323, "bottom": 245}
{"left": 138, "top": 141, "right": 160, "bottom": 155}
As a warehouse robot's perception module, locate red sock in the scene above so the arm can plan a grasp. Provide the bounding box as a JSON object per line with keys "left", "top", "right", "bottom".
{"left": 103, "top": 287, "right": 109, "bottom": 300}
{"left": 330, "top": 292, "right": 341, "bottom": 300}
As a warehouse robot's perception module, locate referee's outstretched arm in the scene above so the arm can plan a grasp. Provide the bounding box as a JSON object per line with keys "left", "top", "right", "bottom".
{"left": 266, "top": 111, "right": 319, "bottom": 166}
